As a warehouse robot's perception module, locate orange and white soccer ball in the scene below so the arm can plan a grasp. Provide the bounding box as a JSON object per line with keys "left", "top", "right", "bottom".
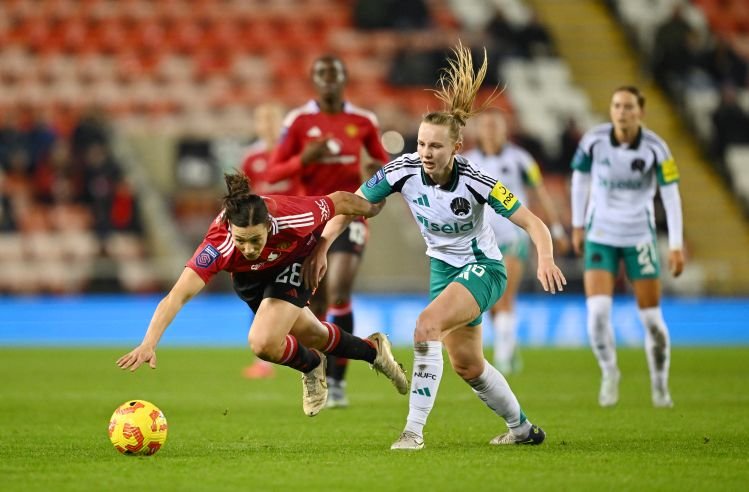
{"left": 108, "top": 400, "right": 168, "bottom": 455}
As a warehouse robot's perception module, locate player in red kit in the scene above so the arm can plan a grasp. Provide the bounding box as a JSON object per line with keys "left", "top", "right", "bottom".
{"left": 117, "top": 172, "right": 408, "bottom": 417}
{"left": 241, "top": 102, "right": 302, "bottom": 197}
{"left": 265, "top": 55, "right": 390, "bottom": 408}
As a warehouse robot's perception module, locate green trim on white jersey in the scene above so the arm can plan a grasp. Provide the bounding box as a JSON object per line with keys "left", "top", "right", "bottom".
{"left": 571, "top": 123, "right": 679, "bottom": 247}
{"left": 361, "top": 153, "right": 521, "bottom": 268}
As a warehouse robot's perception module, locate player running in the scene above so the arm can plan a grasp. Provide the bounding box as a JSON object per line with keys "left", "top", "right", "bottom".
{"left": 570, "top": 86, "right": 684, "bottom": 408}
{"left": 305, "top": 43, "right": 566, "bottom": 450}
{"left": 116, "top": 172, "right": 408, "bottom": 417}
{"left": 464, "top": 108, "right": 569, "bottom": 374}
{"left": 264, "top": 55, "right": 390, "bottom": 408}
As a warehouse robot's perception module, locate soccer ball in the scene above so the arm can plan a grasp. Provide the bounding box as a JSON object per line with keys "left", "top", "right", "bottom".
{"left": 108, "top": 400, "right": 168, "bottom": 455}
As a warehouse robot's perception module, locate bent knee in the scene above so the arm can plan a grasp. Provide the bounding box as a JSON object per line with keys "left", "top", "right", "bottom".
{"left": 415, "top": 312, "right": 447, "bottom": 341}
{"left": 248, "top": 333, "right": 282, "bottom": 362}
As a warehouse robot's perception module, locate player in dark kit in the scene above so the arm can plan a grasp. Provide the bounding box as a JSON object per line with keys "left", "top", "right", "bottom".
{"left": 117, "top": 172, "right": 408, "bottom": 417}
{"left": 265, "top": 55, "right": 390, "bottom": 407}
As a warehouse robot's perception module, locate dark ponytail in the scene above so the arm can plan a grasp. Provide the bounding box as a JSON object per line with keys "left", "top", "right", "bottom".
{"left": 222, "top": 172, "right": 269, "bottom": 227}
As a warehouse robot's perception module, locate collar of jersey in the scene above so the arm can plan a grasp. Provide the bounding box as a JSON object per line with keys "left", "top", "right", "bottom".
{"left": 421, "top": 161, "right": 459, "bottom": 192}
{"left": 609, "top": 126, "right": 642, "bottom": 149}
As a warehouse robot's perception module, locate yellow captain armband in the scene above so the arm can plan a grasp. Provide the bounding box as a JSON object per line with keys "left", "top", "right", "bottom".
{"left": 660, "top": 158, "right": 680, "bottom": 184}
{"left": 490, "top": 181, "right": 518, "bottom": 210}
{"left": 526, "top": 162, "right": 542, "bottom": 186}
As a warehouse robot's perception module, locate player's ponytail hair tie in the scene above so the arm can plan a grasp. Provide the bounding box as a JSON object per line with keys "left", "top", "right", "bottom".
{"left": 222, "top": 171, "right": 269, "bottom": 228}
{"left": 423, "top": 40, "right": 502, "bottom": 143}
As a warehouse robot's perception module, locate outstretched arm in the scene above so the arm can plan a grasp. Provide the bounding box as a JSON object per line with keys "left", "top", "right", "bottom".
{"left": 116, "top": 267, "right": 206, "bottom": 371}
{"left": 328, "top": 190, "right": 385, "bottom": 219}
{"left": 303, "top": 190, "right": 382, "bottom": 289}
{"left": 508, "top": 205, "right": 567, "bottom": 293}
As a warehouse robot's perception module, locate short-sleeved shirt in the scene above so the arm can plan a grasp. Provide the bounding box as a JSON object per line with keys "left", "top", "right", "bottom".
{"left": 360, "top": 152, "right": 521, "bottom": 268}
{"left": 571, "top": 123, "right": 679, "bottom": 247}
{"left": 463, "top": 143, "right": 542, "bottom": 244}
{"left": 186, "top": 195, "right": 335, "bottom": 284}
{"left": 272, "top": 100, "right": 389, "bottom": 196}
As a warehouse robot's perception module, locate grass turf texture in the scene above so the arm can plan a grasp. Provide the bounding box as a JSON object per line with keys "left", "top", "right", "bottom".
{"left": 0, "top": 347, "right": 746, "bottom": 491}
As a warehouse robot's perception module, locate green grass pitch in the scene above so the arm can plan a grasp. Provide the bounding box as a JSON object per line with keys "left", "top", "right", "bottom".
{"left": 0, "top": 347, "right": 747, "bottom": 491}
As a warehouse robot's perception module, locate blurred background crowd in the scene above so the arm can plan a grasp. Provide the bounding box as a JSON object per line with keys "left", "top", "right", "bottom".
{"left": 1, "top": 0, "right": 747, "bottom": 296}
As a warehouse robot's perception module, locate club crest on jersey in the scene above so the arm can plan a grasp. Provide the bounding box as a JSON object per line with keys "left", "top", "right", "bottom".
{"left": 345, "top": 124, "right": 358, "bottom": 138}
{"left": 366, "top": 169, "right": 385, "bottom": 188}
{"left": 196, "top": 245, "right": 219, "bottom": 268}
{"left": 450, "top": 197, "right": 471, "bottom": 217}
{"left": 631, "top": 158, "right": 646, "bottom": 173}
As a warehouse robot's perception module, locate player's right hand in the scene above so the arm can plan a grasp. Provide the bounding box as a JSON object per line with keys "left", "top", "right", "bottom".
{"left": 571, "top": 227, "right": 585, "bottom": 256}
{"left": 300, "top": 139, "right": 331, "bottom": 165}
{"left": 302, "top": 244, "right": 328, "bottom": 290}
{"left": 117, "top": 344, "right": 157, "bottom": 372}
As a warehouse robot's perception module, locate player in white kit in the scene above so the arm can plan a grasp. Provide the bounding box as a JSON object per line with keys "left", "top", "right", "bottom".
{"left": 304, "top": 43, "right": 566, "bottom": 450}
{"left": 570, "top": 86, "right": 684, "bottom": 408}
{"left": 464, "top": 109, "right": 569, "bottom": 374}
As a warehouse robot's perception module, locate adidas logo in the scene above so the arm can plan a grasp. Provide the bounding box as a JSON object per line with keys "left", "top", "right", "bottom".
{"left": 412, "top": 387, "right": 431, "bottom": 397}
{"left": 412, "top": 194, "right": 430, "bottom": 207}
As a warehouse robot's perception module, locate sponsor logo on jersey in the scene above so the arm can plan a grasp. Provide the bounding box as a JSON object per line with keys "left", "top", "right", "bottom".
{"left": 597, "top": 177, "right": 644, "bottom": 190}
{"left": 490, "top": 181, "right": 518, "bottom": 210}
{"left": 316, "top": 198, "right": 330, "bottom": 221}
{"left": 196, "top": 244, "right": 220, "bottom": 268}
{"left": 345, "top": 124, "right": 358, "bottom": 138}
{"left": 366, "top": 168, "right": 385, "bottom": 188}
{"left": 450, "top": 197, "right": 471, "bottom": 217}
{"left": 415, "top": 214, "right": 474, "bottom": 234}
{"left": 631, "top": 158, "right": 646, "bottom": 173}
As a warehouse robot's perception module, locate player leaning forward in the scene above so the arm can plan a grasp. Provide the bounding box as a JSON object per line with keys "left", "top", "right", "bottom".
{"left": 304, "top": 43, "right": 566, "bottom": 450}
{"left": 117, "top": 173, "right": 408, "bottom": 417}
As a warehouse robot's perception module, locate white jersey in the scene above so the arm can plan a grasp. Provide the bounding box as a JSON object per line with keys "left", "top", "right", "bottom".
{"left": 360, "top": 152, "right": 521, "bottom": 267}
{"left": 571, "top": 123, "right": 680, "bottom": 247}
{"left": 463, "top": 143, "right": 542, "bottom": 244}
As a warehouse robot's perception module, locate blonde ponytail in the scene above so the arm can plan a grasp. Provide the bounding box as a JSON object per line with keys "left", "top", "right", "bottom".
{"left": 424, "top": 41, "right": 500, "bottom": 143}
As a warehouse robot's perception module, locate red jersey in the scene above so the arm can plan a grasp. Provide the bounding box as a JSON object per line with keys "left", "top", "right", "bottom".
{"left": 240, "top": 140, "right": 303, "bottom": 196}
{"left": 186, "top": 194, "right": 335, "bottom": 283}
{"left": 266, "top": 100, "right": 389, "bottom": 196}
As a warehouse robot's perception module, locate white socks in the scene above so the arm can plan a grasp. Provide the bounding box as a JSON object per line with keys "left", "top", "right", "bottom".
{"left": 492, "top": 311, "right": 517, "bottom": 371}
{"left": 468, "top": 360, "right": 531, "bottom": 436}
{"left": 638, "top": 306, "right": 671, "bottom": 391}
{"left": 404, "top": 341, "right": 443, "bottom": 437}
{"left": 586, "top": 295, "right": 618, "bottom": 376}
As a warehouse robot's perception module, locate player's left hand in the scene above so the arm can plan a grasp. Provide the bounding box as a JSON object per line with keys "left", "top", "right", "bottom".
{"left": 302, "top": 244, "right": 328, "bottom": 290}
{"left": 537, "top": 256, "right": 566, "bottom": 294}
{"left": 117, "top": 344, "right": 157, "bottom": 372}
{"left": 668, "top": 249, "right": 684, "bottom": 277}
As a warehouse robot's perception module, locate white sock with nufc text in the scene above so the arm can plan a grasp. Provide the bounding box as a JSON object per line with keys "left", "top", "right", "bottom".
{"left": 404, "top": 341, "right": 443, "bottom": 437}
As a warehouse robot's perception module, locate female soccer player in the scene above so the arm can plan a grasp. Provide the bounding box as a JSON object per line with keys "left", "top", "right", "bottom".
{"left": 570, "top": 86, "right": 684, "bottom": 408}
{"left": 304, "top": 43, "right": 566, "bottom": 450}
{"left": 464, "top": 109, "right": 569, "bottom": 374}
{"left": 264, "top": 55, "right": 390, "bottom": 408}
{"left": 116, "top": 172, "right": 408, "bottom": 417}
